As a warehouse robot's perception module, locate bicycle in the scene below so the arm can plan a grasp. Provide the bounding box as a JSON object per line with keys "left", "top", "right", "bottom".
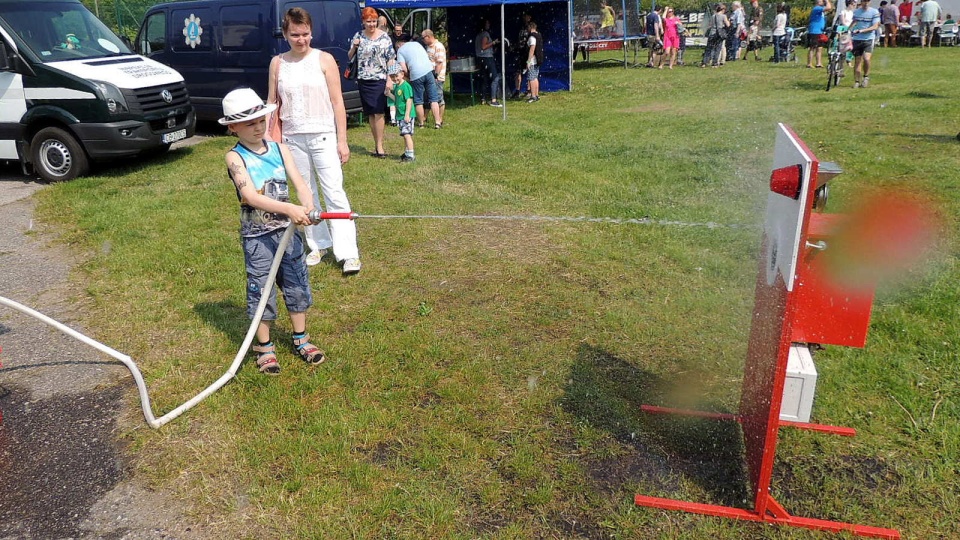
{"left": 825, "top": 25, "right": 848, "bottom": 91}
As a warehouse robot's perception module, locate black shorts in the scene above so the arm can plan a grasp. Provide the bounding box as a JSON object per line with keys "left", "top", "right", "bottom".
{"left": 807, "top": 33, "right": 825, "bottom": 47}
{"left": 852, "top": 39, "right": 874, "bottom": 56}
{"left": 358, "top": 78, "right": 387, "bottom": 115}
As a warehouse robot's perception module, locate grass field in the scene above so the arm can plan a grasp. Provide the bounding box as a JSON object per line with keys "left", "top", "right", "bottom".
{"left": 35, "top": 46, "right": 958, "bottom": 539}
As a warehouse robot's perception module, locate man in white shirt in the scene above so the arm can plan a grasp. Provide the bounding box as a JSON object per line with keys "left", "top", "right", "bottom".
{"left": 918, "top": 0, "right": 942, "bottom": 46}
{"left": 421, "top": 30, "right": 446, "bottom": 127}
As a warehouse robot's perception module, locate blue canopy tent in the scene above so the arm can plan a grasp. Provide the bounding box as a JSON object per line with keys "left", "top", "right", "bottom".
{"left": 367, "top": 0, "right": 572, "bottom": 118}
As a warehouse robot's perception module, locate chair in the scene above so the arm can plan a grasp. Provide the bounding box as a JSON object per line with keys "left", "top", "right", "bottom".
{"left": 908, "top": 24, "right": 922, "bottom": 46}
{"left": 937, "top": 23, "right": 958, "bottom": 46}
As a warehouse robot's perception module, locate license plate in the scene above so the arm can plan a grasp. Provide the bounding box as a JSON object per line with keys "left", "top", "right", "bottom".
{"left": 162, "top": 129, "right": 187, "bottom": 144}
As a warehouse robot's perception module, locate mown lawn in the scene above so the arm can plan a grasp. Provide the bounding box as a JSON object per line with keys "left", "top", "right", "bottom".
{"left": 36, "top": 45, "right": 958, "bottom": 539}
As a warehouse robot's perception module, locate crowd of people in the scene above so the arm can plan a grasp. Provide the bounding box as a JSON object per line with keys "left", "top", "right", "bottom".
{"left": 214, "top": 2, "right": 950, "bottom": 374}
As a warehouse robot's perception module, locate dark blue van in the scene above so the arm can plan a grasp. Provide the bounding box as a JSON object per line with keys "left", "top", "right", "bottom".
{"left": 135, "top": 0, "right": 361, "bottom": 122}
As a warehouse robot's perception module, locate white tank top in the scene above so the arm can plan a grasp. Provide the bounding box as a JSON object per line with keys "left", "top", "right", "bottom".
{"left": 277, "top": 49, "right": 335, "bottom": 135}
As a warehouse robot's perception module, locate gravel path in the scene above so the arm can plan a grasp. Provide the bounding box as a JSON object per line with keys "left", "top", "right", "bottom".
{"left": 0, "top": 142, "right": 209, "bottom": 538}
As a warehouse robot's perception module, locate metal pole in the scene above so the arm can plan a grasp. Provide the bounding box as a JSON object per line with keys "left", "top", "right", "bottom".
{"left": 501, "top": 3, "right": 507, "bottom": 120}
{"left": 569, "top": 0, "right": 574, "bottom": 89}
{"left": 622, "top": 0, "right": 628, "bottom": 67}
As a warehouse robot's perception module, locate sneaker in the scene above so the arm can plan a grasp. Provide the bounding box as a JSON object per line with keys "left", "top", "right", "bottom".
{"left": 509, "top": 90, "right": 520, "bottom": 99}
{"left": 489, "top": 101, "right": 503, "bottom": 107}
{"left": 342, "top": 258, "right": 362, "bottom": 275}
{"left": 854, "top": 81, "right": 861, "bottom": 88}
{"left": 400, "top": 154, "right": 415, "bottom": 162}
{"left": 305, "top": 248, "right": 327, "bottom": 266}
{"left": 526, "top": 96, "right": 539, "bottom": 103}
{"left": 861, "top": 76, "right": 869, "bottom": 88}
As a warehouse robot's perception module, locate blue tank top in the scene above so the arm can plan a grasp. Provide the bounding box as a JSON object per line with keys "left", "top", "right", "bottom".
{"left": 229, "top": 140, "right": 290, "bottom": 238}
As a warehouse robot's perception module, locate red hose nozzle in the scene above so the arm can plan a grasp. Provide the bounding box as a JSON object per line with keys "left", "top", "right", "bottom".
{"left": 308, "top": 210, "right": 359, "bottom": 223}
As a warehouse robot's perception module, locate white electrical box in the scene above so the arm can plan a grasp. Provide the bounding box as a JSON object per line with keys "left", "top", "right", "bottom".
{"left": 779, "top": 344, "right": 818, "bottom": 423}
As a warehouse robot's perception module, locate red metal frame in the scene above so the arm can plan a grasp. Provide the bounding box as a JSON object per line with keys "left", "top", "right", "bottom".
{"left": 634, "top": 493, "right": 900, "bottom": 539}
{"left": 634, "top": 124, "right": 898, "bottom": 540}
{"left": 640, "top": 405, "right": 856, "bottom": 437}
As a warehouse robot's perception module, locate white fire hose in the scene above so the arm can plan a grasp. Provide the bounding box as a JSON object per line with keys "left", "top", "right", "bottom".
{"left": 0, "top": 211, "right": 356, "bottom": 428}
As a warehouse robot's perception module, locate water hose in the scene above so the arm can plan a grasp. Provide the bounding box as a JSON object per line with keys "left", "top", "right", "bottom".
{"left": 0, "top": 212, "right": 356, "bottom": 429}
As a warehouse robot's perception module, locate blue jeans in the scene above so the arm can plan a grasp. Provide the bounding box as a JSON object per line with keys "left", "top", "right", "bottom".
{"left": 703, "top": 35, "right": 724, "bottom": 65}
{"left": 726, "top": 34, "right": 741, "bottom": 59}
{"left": 478, "top": 56, "right": 501, "bottom": 101}
{"left": 773, "top": 34, "right": 786, "bottom": 62}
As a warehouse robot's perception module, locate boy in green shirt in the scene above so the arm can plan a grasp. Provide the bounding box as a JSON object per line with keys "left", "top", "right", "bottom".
{"left": 386, "top": 63, "right": 416, "bottom": 162}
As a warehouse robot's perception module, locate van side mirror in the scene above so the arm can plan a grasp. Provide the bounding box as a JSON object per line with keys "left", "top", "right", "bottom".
{"left": 0, "top": 40, "right": 36, "bottom": 76}
{"left": 0, "top": 41, "right": 8, "bottom": 70}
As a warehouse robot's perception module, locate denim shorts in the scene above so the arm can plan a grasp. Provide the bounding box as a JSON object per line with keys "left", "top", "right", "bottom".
{"left": 242, "top": 228, "right": 312, "bottom": 320}
{"left": 434, "top": 77, "right": 445, "bottom": 105}
{"left": 526, "top": 64, "right": 540, "bottom": 82}
{"left": 410, "top": 71, "right": 440, "bottom": 105}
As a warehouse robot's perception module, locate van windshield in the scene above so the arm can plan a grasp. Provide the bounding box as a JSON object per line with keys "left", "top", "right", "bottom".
{"left": 0, "top": 1, "right": 132, "bottom": 62}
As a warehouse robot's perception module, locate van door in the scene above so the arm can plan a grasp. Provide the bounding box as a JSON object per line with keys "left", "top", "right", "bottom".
{"left": 403, "top": 8, "right": 432, "bottom": 36}
{"left": 0, "top": 31, "right": 27, "bottom": 161}
{"left": 216, "top": 2, "right": 271, "bottom": 104}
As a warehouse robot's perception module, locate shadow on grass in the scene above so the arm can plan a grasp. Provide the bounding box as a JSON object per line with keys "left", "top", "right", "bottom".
{"left": 561, "top": 342, "right": 749, "bottom": 508}
{"left": 795, "top": 80, "right": 830, "bottom": 92}
{"left": 875, "top": 132, "right": 959, "bottom": 143}
{"left": 905, "top": 91, "right": 948, "bottom": 99}
{"left": 572, "top": 59, "right": 635, "bottom": 71}
{"left": 90, "top": 145, "right": 198, "bottom": 179}
{"left": 194, "top": 300, "right": 249, "bottom": 345}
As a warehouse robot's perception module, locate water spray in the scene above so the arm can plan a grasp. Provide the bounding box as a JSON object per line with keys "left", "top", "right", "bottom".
{"left": 313, "top": 210, "right": 749, "bottom": 230}
{"left": 0, "top": 209, "right": 751, "bottom": 429}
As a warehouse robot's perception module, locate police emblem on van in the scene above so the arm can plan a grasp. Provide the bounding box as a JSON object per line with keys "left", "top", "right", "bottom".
{"left": 161, "top": 89, "right": 173, "bottom": 103}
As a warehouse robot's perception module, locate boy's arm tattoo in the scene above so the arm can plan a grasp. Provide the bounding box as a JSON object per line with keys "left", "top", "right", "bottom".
{"left": 228, "top": 161, "right": 248, "bottom": 189}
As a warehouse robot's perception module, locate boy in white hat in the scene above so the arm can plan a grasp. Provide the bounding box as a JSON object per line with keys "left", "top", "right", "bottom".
{"left": 221, "top": 87, "right": 326, "bottom": 375}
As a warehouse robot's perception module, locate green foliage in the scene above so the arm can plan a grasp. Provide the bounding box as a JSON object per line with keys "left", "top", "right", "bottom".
{"left": 36, "top": 46, "right": 960, "bottom": 539}
{"left": 80, "top": 0, "right": 153, "bottom": 39}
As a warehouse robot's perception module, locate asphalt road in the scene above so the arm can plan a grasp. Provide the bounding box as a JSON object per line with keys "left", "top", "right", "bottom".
{"left": 0, "top": 135, "right": 213, "bottom": 539}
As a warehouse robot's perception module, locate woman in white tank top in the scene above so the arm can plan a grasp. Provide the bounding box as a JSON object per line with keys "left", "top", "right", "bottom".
{"left": 267, "top": 7, "right": 362, "bottom": 275}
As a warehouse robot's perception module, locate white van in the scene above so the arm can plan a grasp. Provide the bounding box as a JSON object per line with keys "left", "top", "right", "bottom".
{"left": 0, "top": 0, "right": 195, "bottom": 182}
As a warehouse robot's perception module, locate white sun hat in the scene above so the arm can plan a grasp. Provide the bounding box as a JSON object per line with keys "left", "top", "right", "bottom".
{"left": 219, "top": 88, "right": 277, "bottom": 125}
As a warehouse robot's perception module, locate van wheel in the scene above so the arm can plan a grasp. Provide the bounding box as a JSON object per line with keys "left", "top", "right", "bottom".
{"left": 31, "top": 127, "right": 90, "bottom": 182}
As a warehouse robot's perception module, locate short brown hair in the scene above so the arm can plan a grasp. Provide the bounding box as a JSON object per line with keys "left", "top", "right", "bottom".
{"left": 283, "top": 7, "right": 312, "bottom": 33}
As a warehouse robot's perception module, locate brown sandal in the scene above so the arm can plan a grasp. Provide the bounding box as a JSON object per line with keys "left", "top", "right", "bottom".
{"left": 292, "top": 333, "right": 325, "bottom": 365}
{"left": 252, "top": 342, "right": 280, "bottom": 375}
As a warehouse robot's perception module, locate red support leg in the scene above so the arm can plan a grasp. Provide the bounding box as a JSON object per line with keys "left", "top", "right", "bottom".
{"left": 635, "top": 493, "right": 901, "bottom": 539}
{"left": 780, "top": 419, "right": 857, "bottom": 436}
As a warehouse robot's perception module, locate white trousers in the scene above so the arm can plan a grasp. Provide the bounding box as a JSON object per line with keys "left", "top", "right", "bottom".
{"left": 283, "top": 132, "right": 359, "bottom": 261}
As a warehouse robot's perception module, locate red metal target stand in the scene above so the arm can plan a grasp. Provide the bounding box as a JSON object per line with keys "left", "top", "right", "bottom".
{"left": 634, "top": 124, "right": 899, "bottom": 540}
